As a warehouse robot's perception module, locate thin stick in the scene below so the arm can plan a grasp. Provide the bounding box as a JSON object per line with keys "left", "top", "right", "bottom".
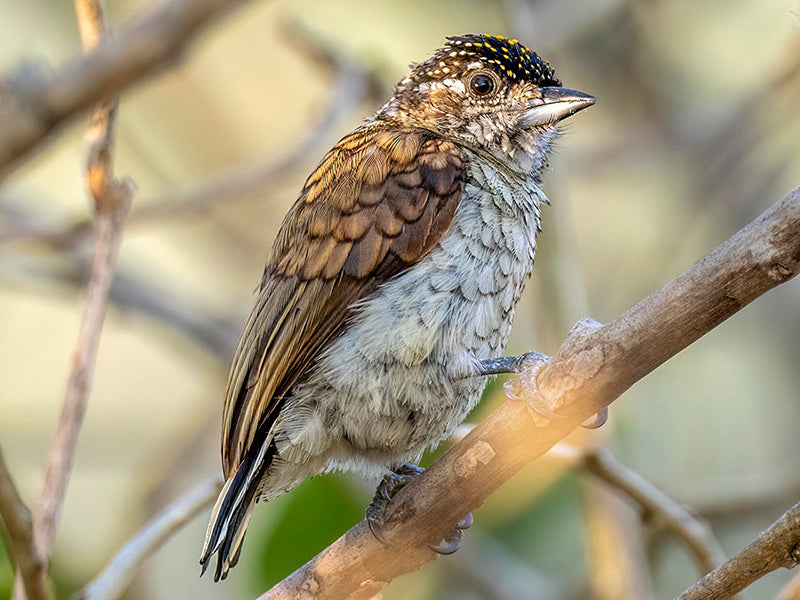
{"left": 30, "top": 0, "right": 134, "bottom": 585}
{"left": 259, "top": 185, "right": 800, "bottom": 600}
{"left": 74, "top": 475, "right": 223, "bottom": 600}
{"left": 0, "top": 450, "right": 51, "bottom": 600}
{"left": 677, "top": 502, "right": 800, "bottom": 600}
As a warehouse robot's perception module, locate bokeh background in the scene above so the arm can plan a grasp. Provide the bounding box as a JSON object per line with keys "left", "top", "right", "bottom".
{"left": 1, "top": 0, "right": 799, "bottom": 598}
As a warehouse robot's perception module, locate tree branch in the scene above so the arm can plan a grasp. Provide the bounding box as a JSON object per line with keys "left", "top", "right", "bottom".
{"left": 0, "top": 0, "right": 251, "bottom": 179}
{"left": 677, "top": 501, "right": 800, "bottom": 600}
{"left": 0, "top": 450, "right": 52, "bottom": 600}
{"left": 73, "top": 475, "right": 223, "bottom": 600}
{"left": 259, "top": 185, "right": 800, "bottom": 600}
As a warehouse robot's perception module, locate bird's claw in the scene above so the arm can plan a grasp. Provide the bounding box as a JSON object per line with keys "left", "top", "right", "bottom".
{"left": 580, "top": 406, "right": 608, "bottom": 429}
{"left": 503, "top": 350, "right": 608, "bottom": 430}
{"left": 428, "top": 511, "right": 474, "bottom": 555}
{"left": 365, "top": 463, "right": 424, "bottom": 544}
{"left": 366, "top": 464, "right": 473, "bottom": 555}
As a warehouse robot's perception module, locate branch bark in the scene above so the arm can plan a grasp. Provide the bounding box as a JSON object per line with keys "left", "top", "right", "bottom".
{"left": 0, "top": 0, "right": 251, "bottom": 179}
{"left": 677, "top": 501, "right": 800, "bottom": 600}
{"left": 74, "top": 475, "right": 223, "bottom": 600}
{"left": 0, "top": 450, "right": 52, "bottom": 600}
{"left": 259, "top": 184, "right": 800, "bottom": 600}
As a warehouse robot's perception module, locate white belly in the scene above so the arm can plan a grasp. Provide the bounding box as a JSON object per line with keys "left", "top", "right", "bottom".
{"left": 268, "top": 156, "right": 545, "bottom": 486}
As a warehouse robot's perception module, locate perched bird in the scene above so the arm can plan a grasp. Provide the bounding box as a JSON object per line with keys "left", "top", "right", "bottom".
{"left": 200, "top": 33, "right": 594, "bottom": 580}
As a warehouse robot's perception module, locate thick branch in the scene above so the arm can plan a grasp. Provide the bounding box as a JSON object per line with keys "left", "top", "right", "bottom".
{"left": 260, "top": 185, "right": 800, "bottom": 600}
{"left": 0, "top": 450, "right": 52, "bottom": 600}
{"left": 74, "top": 475, "right": 223, "bottom": 600}
{"left": 0, "top": 0, "right": 251, "bottom": 178}
{"left": 677, "top": 501, "right": 800, "bottom": 600}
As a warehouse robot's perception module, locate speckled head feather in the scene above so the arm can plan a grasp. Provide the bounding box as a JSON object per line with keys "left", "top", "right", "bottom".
{"left": 408, "top": 34, "right": 561, "bottom": 87}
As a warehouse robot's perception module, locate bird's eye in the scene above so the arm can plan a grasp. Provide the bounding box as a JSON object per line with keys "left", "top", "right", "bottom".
{"left": 469, "top": 74, "right": 495, "bottom": 97}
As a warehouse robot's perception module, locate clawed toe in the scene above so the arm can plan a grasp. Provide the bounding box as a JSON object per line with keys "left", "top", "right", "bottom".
{"left": 428, "top": 511, "right": 473, "bottom": 555}
{"left": 365, "top": 463, "right": 424, "bottom": 545}
{"left": 581, "top": 406, "right": 608, "bottom": 429}
{"left": 365, "top": 464, "right": 474, "bottom": 555}
{"left": 502, "top": 350, "right": 609, "bottom": 430}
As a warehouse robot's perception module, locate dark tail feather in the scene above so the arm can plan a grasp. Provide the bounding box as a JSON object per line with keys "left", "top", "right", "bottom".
{"left": 200, "top": 436, "right": 274, "bottom": 581}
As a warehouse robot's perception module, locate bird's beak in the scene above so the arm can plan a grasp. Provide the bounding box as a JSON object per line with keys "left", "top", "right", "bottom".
{"left": 518, "top": 87, "right": 595, "bottom": 128}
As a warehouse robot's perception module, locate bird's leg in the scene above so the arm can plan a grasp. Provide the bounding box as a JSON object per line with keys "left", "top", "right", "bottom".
{"left": 365, "top": 463, "right": 473, "bottom": 554}
{"left": 476, "top": 350, "right": 608, "bottom": 429}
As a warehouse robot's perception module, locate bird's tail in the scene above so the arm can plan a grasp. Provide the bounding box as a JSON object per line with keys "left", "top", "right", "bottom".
{"left": 200, "top": 436, "right": 274, "bottom": 581}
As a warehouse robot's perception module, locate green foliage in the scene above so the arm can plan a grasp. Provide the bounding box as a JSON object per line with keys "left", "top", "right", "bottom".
{"left": 0, "top": 538, "right": 13, "bottom": 600}
{"left": 489, "top": 472, "right": 586, "bottom": 577}
{"left": 249, "top": 473, "right": 365, "bottom": 590}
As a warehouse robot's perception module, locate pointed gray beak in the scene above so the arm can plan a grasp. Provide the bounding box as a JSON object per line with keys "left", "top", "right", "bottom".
{"left": 518, "top": 87, "right": 595, "bottom": 128}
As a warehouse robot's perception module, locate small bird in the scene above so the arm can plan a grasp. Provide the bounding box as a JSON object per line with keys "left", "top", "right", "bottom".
{"left": 200, "top": 33, "right": 594, "bottom": 580}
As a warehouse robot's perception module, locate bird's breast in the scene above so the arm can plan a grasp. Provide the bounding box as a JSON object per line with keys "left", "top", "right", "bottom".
{"left": 286, "top": 157, "right": 544, "bottom": 468}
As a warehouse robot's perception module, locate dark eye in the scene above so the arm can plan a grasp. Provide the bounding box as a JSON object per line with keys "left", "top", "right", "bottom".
{"left": 469, "top": 74, "right": 495, "bottom": 96}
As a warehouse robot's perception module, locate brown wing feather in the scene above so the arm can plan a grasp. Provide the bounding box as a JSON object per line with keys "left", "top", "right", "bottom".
{"left": 221, "top": 127, "right": 465, "bottom": 476}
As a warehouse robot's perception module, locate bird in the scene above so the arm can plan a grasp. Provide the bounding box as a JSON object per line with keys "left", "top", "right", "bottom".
{"left": 199, "top": 33, "right": 595, "bottom": 581}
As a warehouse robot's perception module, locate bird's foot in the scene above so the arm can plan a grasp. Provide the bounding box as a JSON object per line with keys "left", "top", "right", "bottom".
{"left": 365, "top": 463, "right": 473, "bottom": 554}
{"left": 366, "top": 463, "right": 424, "bottom": 545}
{"left": 498, "top": 347, "right": 608, "bottom": 429}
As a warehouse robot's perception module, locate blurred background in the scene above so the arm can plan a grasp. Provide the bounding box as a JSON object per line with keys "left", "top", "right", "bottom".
{"left": 1, "top": 0, "right": 799, "bottom": 598}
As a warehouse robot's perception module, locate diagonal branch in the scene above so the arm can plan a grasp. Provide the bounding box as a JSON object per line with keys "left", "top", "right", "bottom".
{"left": 677, "top": 501, "right": 800, "bottom": 600}
{"left": 73, "top": 475, "right": 223, "bottom": 600}
{"left": 259, "top": 184, "right": 800, "bottom": 600}
{"left": 0, "top": 0, "right": 252, "bottom": 179}
{"left": 0, "top": 450, "right": 52, "bottom": 600}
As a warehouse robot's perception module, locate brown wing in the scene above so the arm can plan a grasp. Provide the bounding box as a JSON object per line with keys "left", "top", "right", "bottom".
{"left": 221, "top": 127, "right": 465, "bottom": 476}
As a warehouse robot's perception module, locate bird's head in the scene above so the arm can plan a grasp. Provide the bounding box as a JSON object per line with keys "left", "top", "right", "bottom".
{"left": 381, "top": 34, "right": 594, "bottom": 170}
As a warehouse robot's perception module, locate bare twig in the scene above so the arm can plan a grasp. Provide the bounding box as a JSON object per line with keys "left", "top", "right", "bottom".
{"left": 73, "top": 475, "right": 223, "bottom": 600}
{"left": 0, "top": 0, "right": 251, "bottom": 178}
{"left": 0, "top": 450, "right": 52, "bottom": 600}
{"left": 259, "top": 185, "right": 800, "bottom": 600}
{"left": 9, "top": 9, "right": 138, "bottom": 600}
{"left": 30, "top": 2, "right": 135, "bottom": 574}
{"left": 677, "top": 501, "right": 800, "bottom": 600}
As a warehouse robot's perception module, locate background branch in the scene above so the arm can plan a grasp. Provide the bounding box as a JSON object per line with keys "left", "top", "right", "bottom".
{"left": 556, "top": 445, "right": 747, "bottom": 600}
{"left": 677, "top": 501, "right": 800, "bottom": 600}
{"left": 74, "top": 475, "right": 223, "bottom": 600}
{"left": 30, "top": 2, "right": 134, "bottom": 576}
{"left": 260, "top": 185, "right": 800, "bottom": 600}
{"left": 0, "top": 0, "right": 251, "bottom": 179}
